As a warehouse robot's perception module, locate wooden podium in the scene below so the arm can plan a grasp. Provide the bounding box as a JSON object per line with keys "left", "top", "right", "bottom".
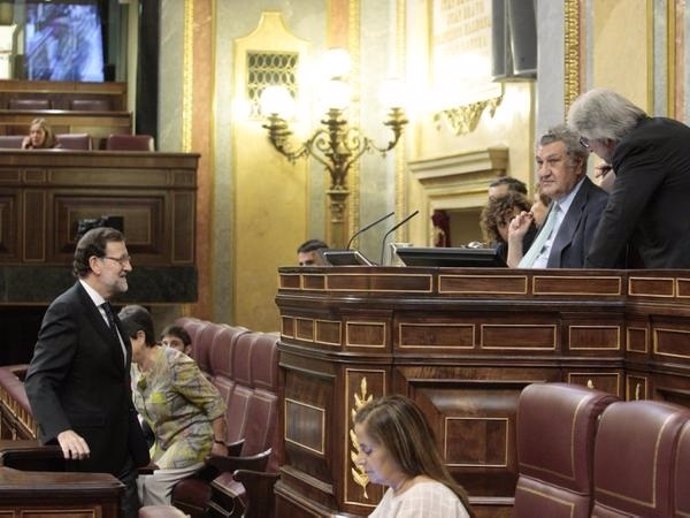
{"left": 274, "top": 266, "right": 690, "bottom": 517}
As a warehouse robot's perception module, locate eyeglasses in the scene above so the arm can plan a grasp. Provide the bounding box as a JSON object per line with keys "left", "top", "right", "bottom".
{"left": 579, "top": 136, "right": 591, "bottom": 149}
{"left": 102, "top": 255, "right": 132, "bottom": 266}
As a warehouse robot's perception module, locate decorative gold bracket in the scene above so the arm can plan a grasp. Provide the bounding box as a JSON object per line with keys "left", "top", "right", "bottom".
{"left": 433, "top": 94, "right": 503, "bottom": 136}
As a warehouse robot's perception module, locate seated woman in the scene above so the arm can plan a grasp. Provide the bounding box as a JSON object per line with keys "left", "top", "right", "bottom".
{"left": 354, "top": 395, "right": 475, "bottom": 518}
{"left": 480, "top": 191, "right": 537, "bottom": 263}
{"left": 118, "top": 305, "right": 228, "bottom": 506}
{"left": 160, "top": 324, "right": 192, "bottom": 356}
{"left": 21, "top": 118, "right": 60, "bottom": 149}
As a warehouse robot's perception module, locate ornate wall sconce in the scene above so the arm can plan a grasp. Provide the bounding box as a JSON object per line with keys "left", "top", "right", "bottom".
{"left": 259, "top": 49, "right": 408, "bottom": 247}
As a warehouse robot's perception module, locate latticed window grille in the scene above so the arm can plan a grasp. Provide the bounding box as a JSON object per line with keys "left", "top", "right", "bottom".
{"left": 247, "top": 51, "right": 299, "bottom": 118}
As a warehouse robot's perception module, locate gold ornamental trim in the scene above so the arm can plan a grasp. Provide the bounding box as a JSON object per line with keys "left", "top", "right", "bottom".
{"left": 349, "top": 377, "right": 373, "bottom": 498}
{"left": 433, "top": 94, "right": 503, "bottom": 136}
{"left": 564, "top": 0, "right": 581, "bottom": 111}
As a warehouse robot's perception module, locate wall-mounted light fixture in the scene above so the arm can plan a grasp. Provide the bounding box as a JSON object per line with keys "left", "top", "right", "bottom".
{"left": 259, "top": 48, "right": 408, "bottom": 247}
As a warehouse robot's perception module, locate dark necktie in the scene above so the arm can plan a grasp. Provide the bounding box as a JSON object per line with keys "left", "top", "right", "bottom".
{"left": 101, "top": 302, "right": 121, "bottom": 344}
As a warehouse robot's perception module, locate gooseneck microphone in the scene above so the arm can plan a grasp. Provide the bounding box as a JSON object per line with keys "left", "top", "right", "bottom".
{"left": 346, "top": 211, "right": 395, "bottom": 250}
{"left": 380, "top": 210, "right": 420, "bottom": 265}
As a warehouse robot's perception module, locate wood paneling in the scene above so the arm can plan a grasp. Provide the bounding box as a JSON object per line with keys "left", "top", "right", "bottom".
{"left": 0, "top": 79, "right": 127, "bottom": 111}
{"left": 275, "top": 267, "right": 690, "bottom": 517}
{"left": 0, "top": 150, "right": 197, "bottom": 268}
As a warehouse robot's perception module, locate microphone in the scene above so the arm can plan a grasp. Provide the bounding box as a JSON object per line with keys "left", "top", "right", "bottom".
{"left": 346, "top": 211, "right": 395, "bottom": 250}
{"left": 380, "top": 210, "right": 420, "bottom": 265}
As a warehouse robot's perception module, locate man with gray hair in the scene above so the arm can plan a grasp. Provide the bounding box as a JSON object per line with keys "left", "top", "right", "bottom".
{"left": 568, "top": 87, "right": 690, "bottom": 268}
{"left": 506, "top": 124, "right": 609, "bottom": 268}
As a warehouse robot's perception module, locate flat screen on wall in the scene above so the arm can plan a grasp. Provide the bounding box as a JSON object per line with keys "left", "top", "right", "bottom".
{"left": 25, "top": 2, "right": 104, "bottom": 82}
{"left": 396, "top": 246, "right": 507, "bottom": 268}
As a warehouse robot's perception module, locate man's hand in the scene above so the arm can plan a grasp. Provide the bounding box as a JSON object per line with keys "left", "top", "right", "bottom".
{"left": 57, "top": 430, "right": 90, "bottom": 460}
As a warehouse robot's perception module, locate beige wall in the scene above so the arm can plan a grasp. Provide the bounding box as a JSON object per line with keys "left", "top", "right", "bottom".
{"left": 155, "top": 0, "right": 686, "bottom": 329}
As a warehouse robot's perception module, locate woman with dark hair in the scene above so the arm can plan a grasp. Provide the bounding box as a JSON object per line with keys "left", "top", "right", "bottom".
{"left": 118, "top": 304, "right": 227, "bottom": 506}
{"left": 160, "top": 325, "right": 192, "bottom": 356}
{"left": 354, "top": 395, "right": 474, "bottom": 518}
{"left": 22, "top": 118, "right": 60, "bottom": 149}
{"left": 480, "top": 191, "right": 537, "bottom": 264}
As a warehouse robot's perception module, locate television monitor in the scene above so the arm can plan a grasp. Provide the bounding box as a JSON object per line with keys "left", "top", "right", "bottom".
{"left": 25, "top": 2, "right": 104, "bottom": 82}
{"left": 321, "top": 250, "right": 375, "bottom": 266}
{"left": 395, "top": 247, "right": 507, "bottom": 268}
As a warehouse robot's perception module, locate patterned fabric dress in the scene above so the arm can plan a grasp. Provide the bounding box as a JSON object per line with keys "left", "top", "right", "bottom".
{"left": 132, "top": 346, "right": 226, "bottom": 469}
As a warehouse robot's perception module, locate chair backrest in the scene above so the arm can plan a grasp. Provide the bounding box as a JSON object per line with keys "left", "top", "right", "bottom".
{"left": 105, "top": 133, "right": 155, "bottom": 151}
{"left": 208, "top": 325, "right": 249, "bottom": 417}
{"left": 8, "top": 98, "right": 51, "bottom": 110}
{"left": 591, "top": 400, "right": 689, "bottom": 517}
{"left": 69, "top": 99, "right": 111, "bottom": 111}
{"left": 512, "top": 382, "right": 619, "bottom": 518}
{"left": 188, "top": 320, "right": 218, "bottom": 375}
{"left": 226, "top": 332, "right": 282, "bottom": 465}
{"left": 674, "top": 421, "right": 690, "bottom": 516}
{"left": 0, "top": 135, "right": 25, "bottom": 149}
{"left": 56, "top": 133, "right": 92, "bottom": 150}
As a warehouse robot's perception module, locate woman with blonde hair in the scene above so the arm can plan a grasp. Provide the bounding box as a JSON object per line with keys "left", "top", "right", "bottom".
{"left": 354, "top": 395, "right": 474, "bottom": 517}
{"left": 22, "top": 118, "right": 59, "bottom": 149}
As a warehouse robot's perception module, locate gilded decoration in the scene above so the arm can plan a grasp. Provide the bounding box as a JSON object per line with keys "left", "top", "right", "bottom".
{"left": 564, "top": 0, "right": 581, "bottom": 110}
{"left": 350, "top": 377, "right": 373, "bottom": 497}
{"left": 434, "top": 94, "right": 503, "bottom": 135}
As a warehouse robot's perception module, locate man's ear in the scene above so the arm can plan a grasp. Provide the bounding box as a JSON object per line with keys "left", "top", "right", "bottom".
{"left": 88, "top": 255, "right": 103, "bottom": 274}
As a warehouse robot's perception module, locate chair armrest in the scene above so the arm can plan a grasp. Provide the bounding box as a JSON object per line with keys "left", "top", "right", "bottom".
{"left": 205, "top": 448, "right": 272, "bottom": 474}
{"left": 232, "top": 469, "right": 280, "bottom": 518}
{"left": 225, "top": 438, "right": 244, "bottom": 457}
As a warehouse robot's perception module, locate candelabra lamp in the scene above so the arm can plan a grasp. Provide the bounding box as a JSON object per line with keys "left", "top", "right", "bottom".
{"left": 259, "top": 67, "right": 408, "bottom": 247}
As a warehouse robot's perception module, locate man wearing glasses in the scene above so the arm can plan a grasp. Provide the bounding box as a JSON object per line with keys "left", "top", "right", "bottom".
{"left": 568, "top": 87, "right": 690, "bottom": 268}
{"left": 25, "top": 226, "right": 149, "bottom": 518}
{"left": 506, "top": 124, "right": 609, "bottom": 268}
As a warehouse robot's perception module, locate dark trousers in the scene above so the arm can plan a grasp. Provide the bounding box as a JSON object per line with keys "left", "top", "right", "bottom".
{"left": 117, "top": 456, "right": 140, "bottom": 518}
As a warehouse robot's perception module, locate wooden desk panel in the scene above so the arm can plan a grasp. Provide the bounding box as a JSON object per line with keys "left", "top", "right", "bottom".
{"left": 275, "top": 267, "right": 690, "bottom": 518}
{"left": 0, "top": 149, "right": 199, "bottom": 304}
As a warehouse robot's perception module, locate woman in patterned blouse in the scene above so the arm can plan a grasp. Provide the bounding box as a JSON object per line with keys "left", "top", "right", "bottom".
{"left": 118, "top": 305, "right": 228, "bottom": 506}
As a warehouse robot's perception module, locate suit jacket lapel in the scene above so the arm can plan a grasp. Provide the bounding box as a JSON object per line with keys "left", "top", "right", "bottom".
{"left": 548, "top": 177, "right": 592, "bottom": 267}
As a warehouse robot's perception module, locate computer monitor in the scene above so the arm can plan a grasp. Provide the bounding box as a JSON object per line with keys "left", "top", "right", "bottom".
{"left": 321, "top": 250, "right": 375, "bottom": 266}
{"left": 395, "top": 246, "right": 507, "bottom": 267}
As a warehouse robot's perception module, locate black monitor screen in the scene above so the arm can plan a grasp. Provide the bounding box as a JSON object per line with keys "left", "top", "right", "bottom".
{"left": 321, "top": 250, "right": 374, "bottom": 266}
{"left": 396, "top": 247, "right": 507, "bottom": 268}
{"left": 25, "top": 2, "right": 104, "bottom": 82}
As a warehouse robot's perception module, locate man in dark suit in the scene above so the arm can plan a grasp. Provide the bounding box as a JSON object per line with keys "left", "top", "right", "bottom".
{"left": 568, "top": 88, "right": 690, "bottom": 268}
{"left": 506, "top": 125, "right": 609, "bottom": 268}
{"left": 25, "top": 226, "right": 149, "bottom": 518}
